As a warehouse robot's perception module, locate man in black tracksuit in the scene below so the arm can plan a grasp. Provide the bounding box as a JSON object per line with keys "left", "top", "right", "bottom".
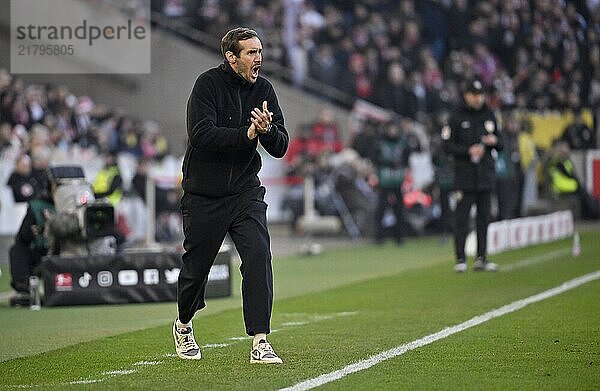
{"left": 442, "top": 80, "right": 503, "bottom": 272}
{"left": 173, "top": 28, "right": 288, "bottom": 363}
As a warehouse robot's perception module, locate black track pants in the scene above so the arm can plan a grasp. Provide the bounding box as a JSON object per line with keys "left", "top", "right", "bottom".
{"left": 9, "top": 241, "right": 41, "bottom": 293}
{"left": 177, "top": 186, "right": 273, "bottom": 336}
{"left": 453, "top": 190, "right": 491, "bottom": 261}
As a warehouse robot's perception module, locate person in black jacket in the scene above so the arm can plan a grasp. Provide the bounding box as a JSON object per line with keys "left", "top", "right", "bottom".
{"left": 8, "top": 172, "right": 57, "bottom": 307}
{"left": 442, "top": 79, "right": 503, "bottom": 273}
{"left": 173, "top": 27, "right": 288, "bottom": 364}
{"left": 6, "top": 154, "right": 46, "bottom": 203}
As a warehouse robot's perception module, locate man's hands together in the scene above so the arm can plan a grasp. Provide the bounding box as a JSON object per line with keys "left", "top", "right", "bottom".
{"left": 469, "top": 134, "right": 497, "bottom": 161}
{"left": 247, "top": 101, "right": 273, "bottom": 140}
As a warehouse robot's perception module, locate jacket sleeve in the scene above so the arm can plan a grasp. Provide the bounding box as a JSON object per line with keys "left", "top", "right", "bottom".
{"left": 186, "top": 75, "right": 254, "bottom": 151}
{"left": 258, "top": 84, "right": 289, "bottom": 158}
{"left": 442, "top": 116, "right": 470, "bottom": 158}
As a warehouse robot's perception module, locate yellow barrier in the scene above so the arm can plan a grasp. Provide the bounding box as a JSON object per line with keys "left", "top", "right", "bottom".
{"left": 518, "top": 109, "right": 594, "bottom": 150}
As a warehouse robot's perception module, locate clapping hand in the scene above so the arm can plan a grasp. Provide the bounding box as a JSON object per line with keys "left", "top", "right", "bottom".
{"left": 247, "top": 101, "right": 274, "bottom": 140}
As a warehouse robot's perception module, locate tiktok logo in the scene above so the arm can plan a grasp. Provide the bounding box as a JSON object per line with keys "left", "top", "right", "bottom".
{"left": 78, "top": 272, "right": 92, "bottom": 288}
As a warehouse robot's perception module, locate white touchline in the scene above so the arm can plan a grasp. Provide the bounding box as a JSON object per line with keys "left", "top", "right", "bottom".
{"left": 280, "top": 269, "right": 600, "bottom": 391}
{"left": 133, "top": 361, "right": 163, "bottom": 366}
{"left": 501, "top": 248, "right": 570, "bottom": 272}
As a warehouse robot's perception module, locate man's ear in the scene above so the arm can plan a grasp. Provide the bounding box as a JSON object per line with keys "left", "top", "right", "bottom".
{"left": 225, "top": 51, "right": 237, "bottom": 65}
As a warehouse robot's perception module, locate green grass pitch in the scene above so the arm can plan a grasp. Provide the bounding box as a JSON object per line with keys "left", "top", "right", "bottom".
{"left": 0, "top": 228, "right": 598, "bottom": 390}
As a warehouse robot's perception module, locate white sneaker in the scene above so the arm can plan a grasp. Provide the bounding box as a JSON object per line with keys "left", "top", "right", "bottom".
{"left": 172, "top": 320, "right": 202, "bottom": 360}
{"left": 473, "top": 257, "right": 498, "bottom": 272}
{"left": 250, "top": 340, "right": 283, "bottom": 364}
{"left": 454, "top": 261, "right": 467, "bottom": 273}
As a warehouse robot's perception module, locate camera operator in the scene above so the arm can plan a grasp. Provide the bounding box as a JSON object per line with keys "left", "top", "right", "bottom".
{"left": 8, "top": 173, "right": 58, "bottom": 307}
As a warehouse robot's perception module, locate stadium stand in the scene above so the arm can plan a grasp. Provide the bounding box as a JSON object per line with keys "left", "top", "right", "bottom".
{"left": 160, "top": 0, "right": 599, "bottom": 113}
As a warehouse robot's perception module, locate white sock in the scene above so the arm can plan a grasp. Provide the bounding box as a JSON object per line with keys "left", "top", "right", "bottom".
{"left": 176, "top": 319, "right": 192, "bottom": 330}
{"left": 253, "top": 333, "right": 267, "bottom": 347}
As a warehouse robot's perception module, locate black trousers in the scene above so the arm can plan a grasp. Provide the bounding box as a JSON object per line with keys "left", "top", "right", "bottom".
{"left": 177, "top": 186, "right": 273, "bottom": 336}
{"left": 374, "top": 187, "right": 405, "bottom": 243}
{"left": 453, "top": 190, "right": 491, "bottom": 261}
{"left": 9, "top": 241, "right": 42, "bottom": 293}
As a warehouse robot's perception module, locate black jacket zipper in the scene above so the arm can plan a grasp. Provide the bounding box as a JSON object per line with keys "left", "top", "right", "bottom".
{"left": 227, "top": 88, "right": 242, "bottom": 190}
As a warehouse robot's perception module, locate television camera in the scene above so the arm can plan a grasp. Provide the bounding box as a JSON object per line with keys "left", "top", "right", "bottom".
{"left": 46, "top": 165, "right": 116, "bottom": 255}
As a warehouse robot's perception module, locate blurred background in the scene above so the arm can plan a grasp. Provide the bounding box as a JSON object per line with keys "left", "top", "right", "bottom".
{"left": 0, "top": 0, "right": 599, "bottom": 255}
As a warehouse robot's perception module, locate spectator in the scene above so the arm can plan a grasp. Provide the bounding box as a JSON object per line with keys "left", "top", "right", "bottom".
{"left": 0, "top": 121, "right": 21, "bottom": 160}
{"left": 140, "top": 120, "right": 170, "bottom": 160}
{"left": 547, "top": 141, "right": 599, "bottom": 219}
{"left": 373, "top": 122, "right": 410, "bottom": 244}
{"left": 6, "top": 154, "right": 44, "bottom": 203}
{"left": 447, "top": 0, "right": 472, "bottom": 52}
{"left": 8, "top": 174, "right": 57, "bottom": 307}
{"left": 24, "top": 86, "right": 46, "bottom": 128}
{"left": 310, "top": 107, "right": 344, "bottom": 154}
{"left": 561, "top": 109, "right": 596, "bottom": 149}
{"left": 340, "top": 53, "right": 374, "bottom": 100}
{"left": 309, "top": 44, "right": 339, "bottom": 87}
{"left": 495, "top": 112, "right": 522, "bottom": 220}
{"left": 518, "top": 119, "right": 539, "bottom": 214}
{"left": 132, "top": 157, "right": 150, "bottom": 203}
{"left": 93, "top": 152, "right": 123, "bottom": 207}
{"left": 350, "top": 120, "right": 379, "bottom": 163}
{"left": 377, "top": 62, "right": 412, "bottom": 118}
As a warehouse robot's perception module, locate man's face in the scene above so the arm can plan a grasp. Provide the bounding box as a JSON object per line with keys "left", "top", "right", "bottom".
{"left": 464, "top": 92, "right": 485, "bottom": 109}
{"left": 229, "top": 37, "right": 262, "bottom": 84}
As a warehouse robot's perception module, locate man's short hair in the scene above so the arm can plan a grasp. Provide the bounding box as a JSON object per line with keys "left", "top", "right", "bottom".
{"left": 221, "top": 27, "right": 259, "bottom": 58}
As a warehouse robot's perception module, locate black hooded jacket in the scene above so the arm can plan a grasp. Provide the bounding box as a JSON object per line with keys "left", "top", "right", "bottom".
{"left": 182, "top": 62, "right": 289, "bottom": 197}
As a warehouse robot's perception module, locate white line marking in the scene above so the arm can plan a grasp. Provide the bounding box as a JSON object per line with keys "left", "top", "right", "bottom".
{"left": 102, "top": 369, "right": 137, "bottom": 376}
{"left": 202, "top": 343, "right": 232, "bottom": 349}
{"left": 281, "top": 321, "right": 309, "bottom": 327}
{"left": 69, "top": 379, "right": 102, "bottom": 385}
{"left": 280, "top": 270, "right": 600, "bottom": 391}
{"left": 8, "top": 311, "right": 358, "bottom": 388}
{"left": 502, "top": 248, "right": 570, "bottom": 272}
{"left": 134, "top": 361, "right": 160, "bottom": 366}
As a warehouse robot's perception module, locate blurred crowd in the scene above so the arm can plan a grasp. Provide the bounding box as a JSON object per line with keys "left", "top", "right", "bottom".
{"left": 280, "top": 102, "right": 597, "bottom": 241}
{"left": 150, "top": 0, "right": 600, "bottom": 237}
{"left": 0, "top": 68, "right": 169, "bottom": 165}
{"left": 0, "top": 68, "right": 180, "bottom": 244}
{"left": 158, "top": 0, "right": 600, "bottom": 113}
